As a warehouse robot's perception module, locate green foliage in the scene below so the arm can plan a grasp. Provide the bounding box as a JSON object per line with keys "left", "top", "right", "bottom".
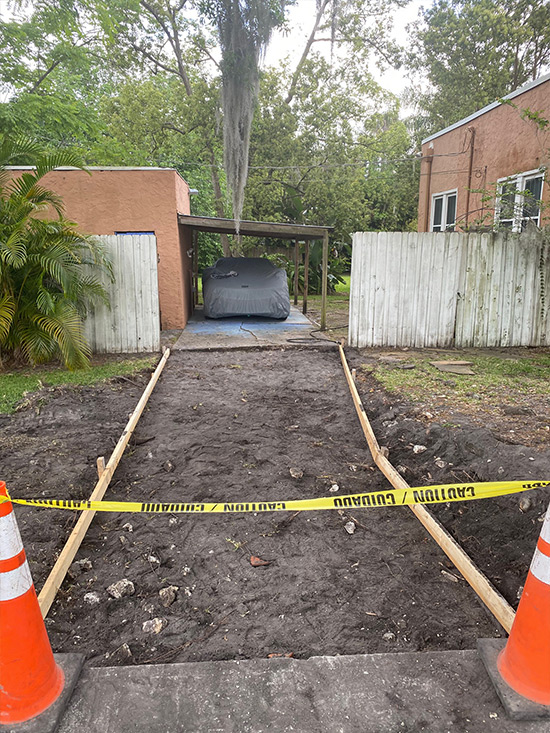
{"left": 267, "top": 240, "right": 351, "bottom": 295}
{"left": 408, "top": 0, "right": 550, "bottom": 132}
{"left": 0, "top": 0, "right": 420, "bottom": 267}
{"left": 0, "top": 137, "right": 112, "bottom": 369}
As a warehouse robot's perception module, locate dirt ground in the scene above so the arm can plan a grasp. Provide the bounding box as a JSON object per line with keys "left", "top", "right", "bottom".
{"left": 1, "top": 346, "right": 549, "bottom": 667}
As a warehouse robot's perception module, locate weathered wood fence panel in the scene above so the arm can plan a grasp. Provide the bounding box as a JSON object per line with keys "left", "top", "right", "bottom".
{"left": 84, "top": 234, "right": 160, "bottom": 353}
{"left": 349, "top": 230, "right": 549, "bottom": 348}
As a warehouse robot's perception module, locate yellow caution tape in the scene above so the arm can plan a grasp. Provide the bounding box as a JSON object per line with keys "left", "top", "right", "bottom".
{"left": 1, "top": 481, "right": 548, "bottom": 514}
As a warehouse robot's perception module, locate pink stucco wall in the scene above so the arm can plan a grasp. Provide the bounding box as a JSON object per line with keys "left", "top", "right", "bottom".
{"left": 418, "top": 78, "right": 550, "bottom": 231}
{"left": 10, "top": 167, "right": 192, "bottom": 329}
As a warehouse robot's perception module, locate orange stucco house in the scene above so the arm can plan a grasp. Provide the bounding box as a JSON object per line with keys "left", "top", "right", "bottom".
{"left": 418, "top": 73, "right": 550, "bottom": 233}
{"left": 9, "top": 166, "right": 194, "bottom": 330}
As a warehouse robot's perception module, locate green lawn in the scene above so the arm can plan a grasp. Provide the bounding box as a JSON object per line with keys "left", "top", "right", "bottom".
{"left": 367, "top": 352, "right": 550, "bottom": 410}
{"left": 0, "top": 356, "right": 157, "bottom": 414}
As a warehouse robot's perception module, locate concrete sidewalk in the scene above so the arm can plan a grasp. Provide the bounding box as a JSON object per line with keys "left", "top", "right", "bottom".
{"left": 56, "top": 650, "right": 550, "bottom": 733}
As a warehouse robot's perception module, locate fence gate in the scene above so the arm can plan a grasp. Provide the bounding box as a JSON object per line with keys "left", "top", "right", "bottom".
{"left": 84, "top": 234, "right": 161, "bottom": 353}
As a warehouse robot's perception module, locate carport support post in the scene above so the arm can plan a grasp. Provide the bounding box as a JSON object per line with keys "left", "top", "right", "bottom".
{"left": 294, "top": 239, "right": 299, "bottom": 306}
{"left": 192, "top": 230, "right": 199, "bottom": 306}
{"left": 321, "top": 230, "right": 329, "bottom": 330}
{"left": 303, "top": 240, "right": 309, "bottom": 315}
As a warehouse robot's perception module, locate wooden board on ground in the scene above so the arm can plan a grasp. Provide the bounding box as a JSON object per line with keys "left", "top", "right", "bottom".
{"left": 38, "top": 349, "right": 171, "bottom": 618}
{"left": 339, "top": 343, "right": 515, "bottom": 633}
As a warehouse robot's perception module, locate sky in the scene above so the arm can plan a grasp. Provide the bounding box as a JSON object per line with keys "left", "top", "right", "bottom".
{"left": 264, "top": 0, "right": 425, "bottom": 98}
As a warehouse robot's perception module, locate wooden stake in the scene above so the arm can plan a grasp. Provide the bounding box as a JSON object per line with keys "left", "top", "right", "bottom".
{"left": 321, "top": 230, "right": 329, "bottom": 330}
{"left": 38, "top": 349, "right": 171, "bottom": 618}
{"left": 96, "top": 456, "right": 106, "bottom": 479}
{"left": 303, "top": 240, "right": 309, "bottom": 315}
{"left": 338, "top": 343, "right": 515, "bottom": 633}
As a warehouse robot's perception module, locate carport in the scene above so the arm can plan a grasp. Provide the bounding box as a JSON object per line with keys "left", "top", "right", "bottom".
{"left": 177, "top": 215, "right": 334, "bottom": 330}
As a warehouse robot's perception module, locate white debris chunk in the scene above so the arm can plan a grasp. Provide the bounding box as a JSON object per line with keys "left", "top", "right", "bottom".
{"left": 107, "top": 579, "right": 135, "bottom": 599}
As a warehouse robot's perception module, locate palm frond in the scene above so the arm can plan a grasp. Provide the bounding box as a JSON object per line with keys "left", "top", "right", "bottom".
{"left": 0, "top": 294, "right": 16, "bottom": 343}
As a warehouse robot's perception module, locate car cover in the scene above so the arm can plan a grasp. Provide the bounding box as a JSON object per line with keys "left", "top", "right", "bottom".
{"left": 203, "top": 257, "right": 290, "bottom": 319}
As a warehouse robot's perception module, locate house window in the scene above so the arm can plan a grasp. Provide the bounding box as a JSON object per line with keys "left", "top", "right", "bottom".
{"left": 431, "top": 191, "right": 457, "bottom": 232}
{"left": 496, "top": 169, "right": 545, "bottom": 232}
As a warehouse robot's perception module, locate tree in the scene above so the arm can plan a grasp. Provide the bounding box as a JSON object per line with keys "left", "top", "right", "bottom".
{"left": 408, "top": 0, "right": 550, "bottom": 132}
{"left": 0, "top": 138, "right": 112, "bottom": 369}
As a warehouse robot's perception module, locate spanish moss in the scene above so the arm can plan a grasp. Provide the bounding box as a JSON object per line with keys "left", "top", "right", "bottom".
{"left": 216, "top": 0, "right": 286, "bottom": 231}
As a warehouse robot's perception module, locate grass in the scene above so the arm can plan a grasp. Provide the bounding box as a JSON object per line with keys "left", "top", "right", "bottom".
{"left": 333, "top": 274, "right": 351, "bottom": 294}
{"left": 0, "top": 356, "right": 158, "bottom": 414}
{"left": 368, "top": 353, "right": 550, "bottom": 408}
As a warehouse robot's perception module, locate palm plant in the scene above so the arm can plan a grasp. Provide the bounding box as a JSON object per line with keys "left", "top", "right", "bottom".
{"left": 0, "top": 137, "right": 112, "bottom": 369}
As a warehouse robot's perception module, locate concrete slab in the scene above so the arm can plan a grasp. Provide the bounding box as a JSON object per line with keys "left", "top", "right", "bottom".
{"left": 173, "top": 307, "right": 327, "bottom": 350}
{"left": 5, "top": 654, "right": 84, "bottom": 733}
{"left": 58, "top": 650, "right": 550, "bottom": 733}
{"left": 478, "top": 638, "right": 550, "bottom": 720}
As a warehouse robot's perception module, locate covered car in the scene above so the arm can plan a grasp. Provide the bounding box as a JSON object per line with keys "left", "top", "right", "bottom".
{"left": 202, "top": 257, "right": 290, "bottom": 319}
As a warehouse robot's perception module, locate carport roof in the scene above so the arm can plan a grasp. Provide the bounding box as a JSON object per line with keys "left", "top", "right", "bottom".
{"left": 178, "top": 214, "right": 333, "bottom": 240}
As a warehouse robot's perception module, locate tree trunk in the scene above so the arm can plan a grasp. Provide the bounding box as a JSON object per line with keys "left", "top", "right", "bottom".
{"left": 210, "top": 153, "right": 232, "bottom": 257}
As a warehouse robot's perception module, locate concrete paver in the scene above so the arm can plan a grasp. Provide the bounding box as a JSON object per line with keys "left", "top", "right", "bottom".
{"left": 58, "top": 650, "right": 550, "bottom": 733}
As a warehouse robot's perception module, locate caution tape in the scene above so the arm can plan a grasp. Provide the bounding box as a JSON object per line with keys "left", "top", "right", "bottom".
{"left": 1, "top": 481, "right": 548, "bottom": 514}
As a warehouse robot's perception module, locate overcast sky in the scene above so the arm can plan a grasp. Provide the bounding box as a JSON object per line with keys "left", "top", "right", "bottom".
{"left": 264, "top": 0, "right": 425, "bottom": 97}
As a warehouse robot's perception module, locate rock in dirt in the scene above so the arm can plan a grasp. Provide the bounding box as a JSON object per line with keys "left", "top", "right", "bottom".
{"left": 435, "top": 458, "right": 447, "bottom": 469}
{"left": 345, "top": 521, "right": 356, "bottom": 535}
{"left": 382, "top": 631, "right": 395, "bottom": 641}
{"left": 83, "top": 592, "right": 101, "bottom": 605}
{"left": 142, "top": 618, "right": 166, "bottom": 634}
{"left": 289, "top": 467, "right": 303, "bottom": 479}
{"left": 519, "top": 496, "right": 532, "bottom": 512}
{"left": 106, "top": 643, "right": 132, "bottom": 663}
{"left": 107, "top": 578, "right": 135, "bottom": 599}
{"left": 516, "top": 585, "right": 524, "bottom": 600}
{"left": 159, "top": 585, "right": 178, "bottom": 607}
{"left": 329, "top": 483, "right": 340, "bottom": 492}
{"left": 68, "top": 558, "right": 93, "bottom": 578}
{"left": 163, "top": 460, "right": 175, "bottom": 473}
{"left": 412, "top": 444, "right": 427, "bottom": 454}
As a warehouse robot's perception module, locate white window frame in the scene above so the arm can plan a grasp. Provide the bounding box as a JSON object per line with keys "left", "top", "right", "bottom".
{"left": 431, "top": 189, "right": 457, "bottom": 232}
{"left": 495, "top": 168, "right": 546, "bottom": 232}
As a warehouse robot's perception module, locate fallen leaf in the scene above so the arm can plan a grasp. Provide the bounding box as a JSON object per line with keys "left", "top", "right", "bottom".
{"left": 250, "top": 555, "right": 270, "bottom": 567}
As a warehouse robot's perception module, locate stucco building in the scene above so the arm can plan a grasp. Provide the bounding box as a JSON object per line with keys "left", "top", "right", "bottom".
{"left": 9, "top": 166, "right": 193, "bottom": 330}
{"left": 418, "top": 73, "right": 550, "bottom": 233}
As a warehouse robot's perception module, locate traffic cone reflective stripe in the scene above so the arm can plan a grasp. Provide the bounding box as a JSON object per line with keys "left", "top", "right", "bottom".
{"left": 498, "top": 507, "right": 550, "bottom": 706}
{"left": 0, "top": 481, "right": 64, "bottom": 725}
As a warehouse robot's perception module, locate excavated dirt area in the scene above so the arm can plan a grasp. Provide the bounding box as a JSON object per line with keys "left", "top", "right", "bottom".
{"left": 1, "top": 346, "right": 549, "bottom": 667}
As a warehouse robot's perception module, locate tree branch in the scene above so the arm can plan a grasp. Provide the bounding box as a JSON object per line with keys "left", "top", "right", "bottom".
{"left": 162, "top": 122, "right": 200, "bottom": 137}
{"left": 285, "top": 0, "right": 332, "bottom": 105}
{"left": 27, "top": 35, "right": 97, "bottom": 94}
{"left": 28, "top": 56, "right": 65, "bottom": 93}
{"left": 139, "top": 0, "right": 192, "bottom": 95}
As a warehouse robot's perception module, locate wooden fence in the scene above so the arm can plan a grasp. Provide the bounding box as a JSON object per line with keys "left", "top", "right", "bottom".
{"left": 349, "top": 230, "right": 550, "bottom": 348}
{"left": 84, "top": 234, "right": 160, "bottom": 353}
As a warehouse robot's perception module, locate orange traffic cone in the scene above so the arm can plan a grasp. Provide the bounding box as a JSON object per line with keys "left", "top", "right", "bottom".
{"left": 0, "top": 481, "right": 64, "bottom": 724}
{"left": 497, "top": 503, "right": 550, "bottom": 705}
